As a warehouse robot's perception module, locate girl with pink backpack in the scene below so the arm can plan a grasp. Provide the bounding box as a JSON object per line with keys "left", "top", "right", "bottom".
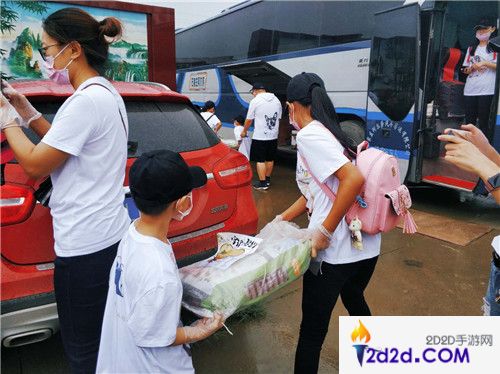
{"left": 278, "top": 72, "right": 382, "bottom": 374}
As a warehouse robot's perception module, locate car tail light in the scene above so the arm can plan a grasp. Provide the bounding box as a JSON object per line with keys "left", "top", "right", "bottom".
{"left": 213, "top": 150, "right": 252, "bottom": 189}
{"left": 1, "top": 184, "right": 36, "bottom": 226}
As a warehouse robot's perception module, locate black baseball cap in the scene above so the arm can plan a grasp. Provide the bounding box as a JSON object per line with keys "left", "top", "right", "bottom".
{"left": 287, "top": 72, "right": 325, "bottom": 102}
{"left": 474, "top": 17, "right": 496, "bottom": 31}
{"left": 129, "top": 150, "right": 207, "bottom": 209}
{"left": 250, "top": 82, "right": 266, "bottom": 91}
{"left": 203, "top": 100, "right": 215, "bottom": 110}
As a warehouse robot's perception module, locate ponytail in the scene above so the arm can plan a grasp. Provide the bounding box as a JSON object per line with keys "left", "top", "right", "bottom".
{"left": 309, "top": 86, "right": 357, "bottom": 155}
{"left": 43, "top": 8, "right": 123, "bottom": 75}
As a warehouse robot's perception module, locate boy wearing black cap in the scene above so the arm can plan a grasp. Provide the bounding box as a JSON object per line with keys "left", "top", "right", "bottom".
{"left": 97, "top": 150, "right": 223, "bottom": 374}
{"left": 201, "top": 100, "right": 222, "bottom": 134}
{"left": 241, "top": 83, "right": 282, "bottom": 190}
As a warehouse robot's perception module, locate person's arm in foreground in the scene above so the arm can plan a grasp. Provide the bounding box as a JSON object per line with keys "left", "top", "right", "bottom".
{"left": 280, "top": 195, "right": 308, "bottom": 222}
{"left": 447, "top": 124, "right": 500, "bottom": 166}
{"left": 171, "top": 313, "right": 224, "bottom": 345}
{"left": 2, "top": 79, "right": 51, "bottom": 138}
{"left": 438, "top": 134, "right": 500, "bottom": 204}
{"left": 1, "top": 94, "right": 69, "bottom": 178}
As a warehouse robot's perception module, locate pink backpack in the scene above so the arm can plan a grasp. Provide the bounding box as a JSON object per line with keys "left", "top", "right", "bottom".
{"left": 300, "top": 140, "right": 417, "bottom": 235}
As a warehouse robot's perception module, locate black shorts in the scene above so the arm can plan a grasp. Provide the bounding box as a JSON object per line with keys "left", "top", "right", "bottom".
{"left": 250, "top": 139, "right": 278, "bottom": 162}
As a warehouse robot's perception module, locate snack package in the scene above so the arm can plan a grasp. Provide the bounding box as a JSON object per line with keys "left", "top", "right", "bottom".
{"left": 207, "top": 233, "right": 262, "bottom": 270}
{"left": 180, "top": 220, "right": 312, "bottom": 318}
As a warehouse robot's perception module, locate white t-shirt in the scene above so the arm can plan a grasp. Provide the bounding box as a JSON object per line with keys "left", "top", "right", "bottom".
{"left": 463, "top": 45, "right": 497, "bottom": 96}
{"left": 296, "top": 121, "right": 381, "bottom": 265}
{"left": 201, "top": 111, "right": 220, "bottom": 131}
{"left": 246, "top": 92, "right": 282, "bottom": 140}
{"left": 42, "top": 77, "right": 130, "bottom": 257}
{"left": 97, "top": 222, "right": 194, "bottom": 374}
{"left": 234, "top": 125, "right": 244, "bottom": 142}
{"left": 493, "top": 235, "right": 500, "bottom": 257}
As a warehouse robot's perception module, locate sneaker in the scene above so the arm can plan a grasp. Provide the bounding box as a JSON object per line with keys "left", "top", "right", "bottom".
{"left": 265, "top": 177, "right": 271, "bottom": 187}
{"left": 253, "top": 180, "right": 269, "bottom": 190}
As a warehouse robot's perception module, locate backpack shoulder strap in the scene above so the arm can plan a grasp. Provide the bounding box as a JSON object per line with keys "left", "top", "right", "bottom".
{"left": 82, "top": 82, "right": 128, "bottom": 137}
{"left": 298, "top": 151, "right": 337, "bottom": 202}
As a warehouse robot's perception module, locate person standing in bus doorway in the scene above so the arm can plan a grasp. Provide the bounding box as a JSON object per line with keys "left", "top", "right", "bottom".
{"left": 1, "top": 8, "right": 129, "bottom": 373}
{"left": 462, "top": 17, "right": 497, "bottom": 140}
{"left": 240, "top": 82, "right": 282, "bottom": 190}
{"left": 276, "top": 73, "right": 380, "bottom": 373}
{"left": 201, "top": 100, "right": 222, "bottom": 134}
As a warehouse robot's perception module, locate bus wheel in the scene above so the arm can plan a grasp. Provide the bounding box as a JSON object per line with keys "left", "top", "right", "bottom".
{"left": 340, "top": 120, "right": 365, "bottom": 146}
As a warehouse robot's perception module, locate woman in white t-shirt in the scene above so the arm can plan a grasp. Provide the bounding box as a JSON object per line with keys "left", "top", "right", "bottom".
{"left": 1, "top": 8, "right": 129, "bottom": 373}
{"left": 462, "top": 17, "right": 497, "bottom": 139}
{"left": 277, "top": 73, "right": 381, "bottom": 374}
{"left": 200, "top": 100, "right": 222, "bottom": 134}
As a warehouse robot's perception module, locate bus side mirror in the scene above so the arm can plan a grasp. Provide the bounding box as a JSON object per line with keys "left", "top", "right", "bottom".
{"left": 488, "top": 35, "right": 500, "bottom": 52}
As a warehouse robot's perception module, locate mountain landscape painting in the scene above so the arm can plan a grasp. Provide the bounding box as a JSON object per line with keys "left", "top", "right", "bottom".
{"left": 0, "top": 1, "right": 148, "bottom": 81}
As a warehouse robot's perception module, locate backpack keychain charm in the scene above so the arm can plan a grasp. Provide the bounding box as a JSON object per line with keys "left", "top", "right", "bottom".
{"left": 349, "top": 217, "right": 363, "bottom": 250}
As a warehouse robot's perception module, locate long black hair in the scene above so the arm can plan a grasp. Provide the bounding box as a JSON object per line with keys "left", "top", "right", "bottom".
{"left": 296, "top": 85, "right": 357, "bottom": 155}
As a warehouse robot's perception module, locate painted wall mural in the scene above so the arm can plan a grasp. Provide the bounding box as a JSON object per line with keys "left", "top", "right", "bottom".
{"left": 0, "top": 1, "right": 148, "bottom": 81}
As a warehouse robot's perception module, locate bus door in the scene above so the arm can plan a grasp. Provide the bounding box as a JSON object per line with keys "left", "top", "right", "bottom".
{"left": 367, "top": 3, "right": 422, "bottom": 183}
{"left": 219, "top": 60, "right": 292, "bottom": 147}
{"left": 420, "top": 1, "right": 499, "bottom": 191}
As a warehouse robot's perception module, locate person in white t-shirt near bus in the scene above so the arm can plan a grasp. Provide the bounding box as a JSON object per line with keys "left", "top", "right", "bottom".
{"left": 200, "top": 100, "right": 222, "bottom": 134}
{"left": 462, "top": 17, "right": 497, "bottom": 139}
{"left": 1, "top": 8, "right": 130, "bottom": 373}
{"left": 277, "top": 73, "right": 381, "bottom": 374}
{"left": 241, "top": 82, "right": 282, "bottom": 190}
{"left": 97, "top": 150, "right": 224, "bottom": 373}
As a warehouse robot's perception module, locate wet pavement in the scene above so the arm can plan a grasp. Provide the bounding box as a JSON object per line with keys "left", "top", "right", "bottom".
{"left": 2, "top": 154, "right": 499, "bottom": 374}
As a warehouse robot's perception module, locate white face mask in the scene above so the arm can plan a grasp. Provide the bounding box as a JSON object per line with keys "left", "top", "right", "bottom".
{"left": 41, "top": 44, "right": 74, "bottom": 85}
{"left": 288, "top": 102, "right": 301, "bottom": 131}
{"left": 173, "top": 192, "right": 193, "bottom": 221}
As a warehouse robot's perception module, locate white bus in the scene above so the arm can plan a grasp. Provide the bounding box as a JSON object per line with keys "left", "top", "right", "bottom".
{"left": 176, "top": 0, "right": 500, "bottom": 191}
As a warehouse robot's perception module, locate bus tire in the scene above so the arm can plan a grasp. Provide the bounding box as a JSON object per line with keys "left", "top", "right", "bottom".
{"left": 340, "top": 119, "right": 365, "bottom": 146}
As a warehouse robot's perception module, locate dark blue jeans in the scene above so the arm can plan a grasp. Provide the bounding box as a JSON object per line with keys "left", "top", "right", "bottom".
{"left": 54, "top": 242, "right": 119, "bottom": 374}
{"left": 294, "top": 256, "right": 378, "bottom": 374}
{"left": 484, "top": 260, "right": 500, "bottom": 316}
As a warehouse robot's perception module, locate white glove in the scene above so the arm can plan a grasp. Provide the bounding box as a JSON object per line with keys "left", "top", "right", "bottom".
{"left": 1, "top": 93, "right": 21, "bottom": 130}
{"left": 271, "top": 214, "right": 283, "bottom": 223}
{"left": 183, "top": 312, "right": 224, "bottom": 343}
{"left": 2, "top": 79, "right": 41, "bottom": 127}
{"left": 311, "top": 225, "right": 331, "bottom": 258}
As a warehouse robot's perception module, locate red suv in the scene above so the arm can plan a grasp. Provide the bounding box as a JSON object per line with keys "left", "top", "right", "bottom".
{"left": 0, "top": 80, "right": 258, "bottom": 348}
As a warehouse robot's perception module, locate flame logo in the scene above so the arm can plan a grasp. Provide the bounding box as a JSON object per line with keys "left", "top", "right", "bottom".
{"left": 351, "top": 320, "right": 371, "bottom": 343}
{"left": 351, "top": 320, "right": 371, "bottom": 366}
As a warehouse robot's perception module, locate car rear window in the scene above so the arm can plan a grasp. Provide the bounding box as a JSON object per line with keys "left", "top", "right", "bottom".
{"left": 127, "top": 101, "right": 219, "bottom": 155}
{"left": 27, "top": 100, "right": 220, "bottom": 155}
